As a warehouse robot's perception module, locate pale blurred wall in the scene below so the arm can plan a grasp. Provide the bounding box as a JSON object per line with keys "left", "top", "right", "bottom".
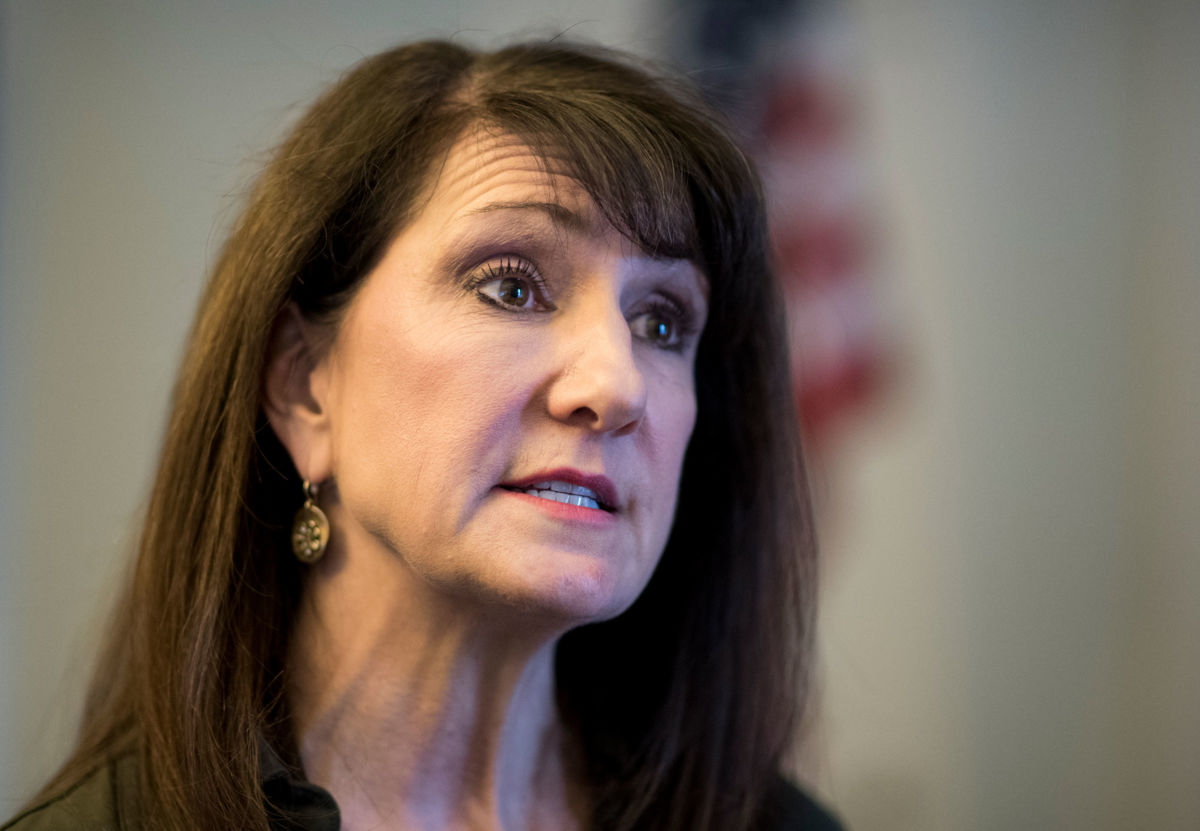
{"left": 1122, "top": 0, "right": 1200, "bottom": 825}
{"left": 816, "top": 0, "right": 1200, "bottom": 829}
{"left": 2, "top": 2, "right": 1197, "bottom": 830}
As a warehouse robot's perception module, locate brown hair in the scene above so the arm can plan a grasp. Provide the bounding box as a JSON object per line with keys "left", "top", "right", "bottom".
{"left": 26, "top": 40, "right": 815, "bottom": 830}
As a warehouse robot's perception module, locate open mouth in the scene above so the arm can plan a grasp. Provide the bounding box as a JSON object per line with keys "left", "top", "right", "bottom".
{"left": 499, "top": 480, "right": 615, "bottom": 513}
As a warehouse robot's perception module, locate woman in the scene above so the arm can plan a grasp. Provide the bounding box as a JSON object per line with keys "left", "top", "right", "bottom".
{"left": 3, "top": 40, "right": 837, "bottom": 830}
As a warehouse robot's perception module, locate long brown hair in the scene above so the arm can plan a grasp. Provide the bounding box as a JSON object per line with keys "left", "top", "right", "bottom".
{"left": 25, "top": 40, "right": 815, "bottom": 830}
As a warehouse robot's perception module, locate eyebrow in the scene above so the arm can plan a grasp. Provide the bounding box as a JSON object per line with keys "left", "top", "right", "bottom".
{"left": 462, "top": 201, "right": 590, "bottom": 233}
{"left": 445, "top": 199, "right": 706, "bottom": 294}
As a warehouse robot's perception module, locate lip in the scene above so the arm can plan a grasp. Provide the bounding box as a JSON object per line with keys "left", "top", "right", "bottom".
{"left": 499, "top": 468, "right": 620, "bottom": 512}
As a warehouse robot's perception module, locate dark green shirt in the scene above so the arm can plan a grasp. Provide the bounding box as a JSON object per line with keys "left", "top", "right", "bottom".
{"left": 1, "top": 756, "right": 136, "bottom": 831}
{"left": 2, "top": 749, "right": 843, "bottom": 830}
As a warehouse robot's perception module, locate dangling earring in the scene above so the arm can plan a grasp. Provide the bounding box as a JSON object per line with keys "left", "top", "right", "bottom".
{"left": 291, "top": 479, "right": 329, "bottom": 563}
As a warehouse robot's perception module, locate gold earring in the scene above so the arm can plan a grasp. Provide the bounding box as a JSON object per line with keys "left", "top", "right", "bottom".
{"left": 291, "top": 480, "right": 329, "bottom": 563}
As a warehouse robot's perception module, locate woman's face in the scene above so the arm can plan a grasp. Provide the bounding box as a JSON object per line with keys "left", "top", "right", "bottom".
{"left": 305, "top": 126, "right": 708, "bottom": 624}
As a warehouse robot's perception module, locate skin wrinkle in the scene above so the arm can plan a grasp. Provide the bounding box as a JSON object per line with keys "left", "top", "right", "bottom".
{"left": 20, "top": 44, "right": 810, "bottom": 831}
{"left": 465, "top": 200, "right": 587, "bottom": 231}
{"left": 276, "top": 127, "right": 708, "bottom": 830}
{"left": 429, "top": 123, "right": 695, "bottom": 264}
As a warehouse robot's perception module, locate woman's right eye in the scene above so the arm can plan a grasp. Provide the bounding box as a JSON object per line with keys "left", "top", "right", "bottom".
{"left": 470, "top": 257, "right": 556, "bottom": 312}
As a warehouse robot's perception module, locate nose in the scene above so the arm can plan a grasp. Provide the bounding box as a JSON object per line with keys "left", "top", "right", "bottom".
{"left": 546, "top": 304, "right": 647, "bottom": 436}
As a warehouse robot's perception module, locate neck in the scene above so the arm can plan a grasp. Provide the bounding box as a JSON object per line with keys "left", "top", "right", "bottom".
{"left": 286, "top": 537, "right": 586, "bottom": 831}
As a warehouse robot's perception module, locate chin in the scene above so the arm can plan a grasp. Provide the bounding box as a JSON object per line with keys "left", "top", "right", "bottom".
{"left": 490, "top": 553, "right": 649, "bottom": 627}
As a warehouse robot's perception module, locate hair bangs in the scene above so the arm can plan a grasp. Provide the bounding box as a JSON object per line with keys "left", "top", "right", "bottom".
{"left": 491, "top": 109, "right": 699, "bottom": 263}
{"left": 464, "top": 43, "right": 759, "bottom": 272}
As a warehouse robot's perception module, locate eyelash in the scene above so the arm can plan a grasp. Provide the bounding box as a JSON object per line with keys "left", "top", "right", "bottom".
{"left": 466, "top": 255, "right": 699, "bottom": 352}
{"left": 468, "top": 256, "right": 556, "bottom": 312}
{"left": 629, "top": 296, "right": 697, "bottom": 352}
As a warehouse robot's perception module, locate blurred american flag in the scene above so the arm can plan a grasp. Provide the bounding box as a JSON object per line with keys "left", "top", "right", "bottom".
{"left": 672, "top": 0, "right": 896, "bottom": 461}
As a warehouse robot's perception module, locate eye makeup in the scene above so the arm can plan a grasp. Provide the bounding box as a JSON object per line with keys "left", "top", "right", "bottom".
{"left": 438, "top": 207, "right": 708, "bottom": 353}
{"left": 466, "top": 255, "right": 557, "bottom": 313}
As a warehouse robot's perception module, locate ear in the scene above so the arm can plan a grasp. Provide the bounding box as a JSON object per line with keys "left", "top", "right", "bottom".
{"left": 263, "top": 303, "right": 334, "bottom": 484}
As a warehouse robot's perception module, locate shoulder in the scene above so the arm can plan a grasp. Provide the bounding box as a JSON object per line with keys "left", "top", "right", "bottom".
{"left": 1, "top": 757, "right": 137, "bottom": 831}
{"left": 756, "top": 776, "right": 846, "bottom": 831}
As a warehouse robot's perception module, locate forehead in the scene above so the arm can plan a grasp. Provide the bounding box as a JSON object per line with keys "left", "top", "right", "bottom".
{"left": 418, "top": 126, "right": 593, "bottom": 228}
{"left": 399, "top": 125, "right": 709, "bottom": 299}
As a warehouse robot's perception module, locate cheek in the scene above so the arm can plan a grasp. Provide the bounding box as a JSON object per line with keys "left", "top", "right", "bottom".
{"left": 335, "top": 315, "right": 511, "bottom": 438}
{"left": 652, "top": 367, "right": 699, "bottom": 467}
{"left": 328, "top": 321, "right": 531, "bottom": 523}
{"left": 642, "top": 374, "right": 698, "bottom": 533}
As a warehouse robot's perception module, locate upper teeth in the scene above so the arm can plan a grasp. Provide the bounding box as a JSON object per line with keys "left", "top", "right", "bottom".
{"left": 519, "top": 480, "right": 604, "bottom": 510}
